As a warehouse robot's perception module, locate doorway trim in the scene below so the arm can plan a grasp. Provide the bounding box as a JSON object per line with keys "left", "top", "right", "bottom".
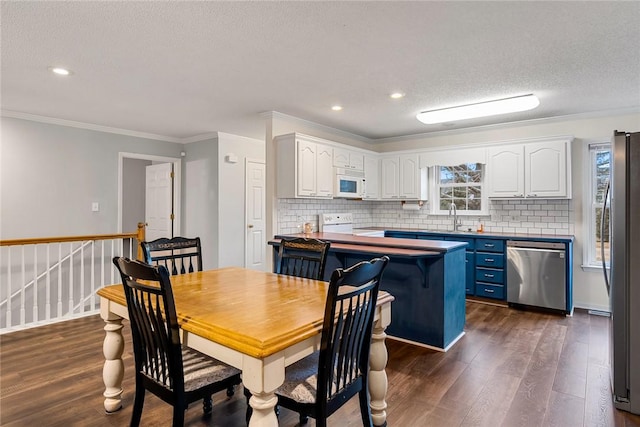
{"left": 117, "top": 152, "right": 182, "bottom": 236}
{"left": 245, "top": 157, "right": 266, "bottom": 271}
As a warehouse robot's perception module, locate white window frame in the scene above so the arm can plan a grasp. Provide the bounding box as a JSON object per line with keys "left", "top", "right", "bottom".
{"left": 432, "top": 163, "right": 488, "bottom": 216}
{"left": 582, "top": 141, "right": 610, "bottom": 271}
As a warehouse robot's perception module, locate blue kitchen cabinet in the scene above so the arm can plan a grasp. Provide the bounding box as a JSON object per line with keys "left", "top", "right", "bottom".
{"left": 445, "top": 237, "right": 475, "bottom": 296}
{"left": 474, "top": 238, "right": 506, "bottom": 301}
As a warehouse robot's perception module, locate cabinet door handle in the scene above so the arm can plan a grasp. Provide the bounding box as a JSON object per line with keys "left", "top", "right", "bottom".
{"left": 484, "top": 289, "right": 495, "bottom": 293}
{"left": 528, "top": 193, "right": 537, "bottom": 197}
{"left": 485, "top": 274, "right": 495, "bottom": 278}
{"left": 485, "top": 258, "right": 494, "bottom": 262}
{"left": 484, "top": 244, "right": 495, "bottom": 248}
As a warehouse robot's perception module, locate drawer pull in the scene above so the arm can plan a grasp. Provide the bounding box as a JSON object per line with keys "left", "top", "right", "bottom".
{"left": 484, "top": 289, "right": 495, "bottom": 293}
{"left": 485, "top": 258, "right": 494, "bottom": 262}
{"left": 485, "top": 274, "right": 495, "bottom": 278}
{"left": 484, "top": 244, "right": 495, "bottom": 248}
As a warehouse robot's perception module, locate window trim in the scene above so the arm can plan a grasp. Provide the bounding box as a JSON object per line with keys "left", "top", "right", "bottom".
{"left": 582, "top": 141, "right": 610, "bottom": 270}
{"left": 432, "top": 163, "right": 488, "bottom": 216}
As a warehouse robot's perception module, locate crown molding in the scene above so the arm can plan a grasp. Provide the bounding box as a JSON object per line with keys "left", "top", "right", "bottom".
{"left": 5, "top": 106, "right": 638, "bottom": 146}
{"left": 0, "top": 110, "right": 189, "bottom": 143}
{"left": 263, "top": 111, "right": 373, "bottom": 144}
{"left": 372, "top": 106, "right": 640, "bottom": 144}
{"left": 181, "top": 132, "right": 220, "bottom": 143}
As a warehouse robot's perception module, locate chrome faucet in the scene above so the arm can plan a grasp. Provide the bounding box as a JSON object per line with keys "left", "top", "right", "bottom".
{"left": 448, "top": 203, "right": 461, "bottom": 231}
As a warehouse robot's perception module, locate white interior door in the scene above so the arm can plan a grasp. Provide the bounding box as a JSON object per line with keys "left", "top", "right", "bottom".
{"left": 245, "top": 159, "right": 266, "bottom": 270}
{"left": 145, "top": 163, "right": 173, "bottom": 241}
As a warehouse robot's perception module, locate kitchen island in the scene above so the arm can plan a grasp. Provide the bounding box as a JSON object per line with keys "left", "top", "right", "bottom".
{"left": 270, "top": 232, "right": 467, "bottom": 351}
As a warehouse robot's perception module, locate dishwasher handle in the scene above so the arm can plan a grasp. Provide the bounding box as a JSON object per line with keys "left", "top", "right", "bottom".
{"left": 507, "top": 246, "right": 566, "bottom": 257}
{"left": 507, "top": 240, "right": 565, "bottom": 251}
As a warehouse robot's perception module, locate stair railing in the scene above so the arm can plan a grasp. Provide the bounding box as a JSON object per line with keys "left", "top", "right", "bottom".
{"left": 0, "top": 223, "right": 145, "bottom": 333}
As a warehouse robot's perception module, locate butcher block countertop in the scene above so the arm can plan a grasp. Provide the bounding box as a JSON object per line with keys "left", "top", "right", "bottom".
{"left": 272, "top": 232, "right": 467, "bottom": 254}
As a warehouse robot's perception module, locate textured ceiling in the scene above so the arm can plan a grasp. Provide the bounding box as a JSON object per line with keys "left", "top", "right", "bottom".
{"left": 2, "top": 1, "right": 639, "bottom": 142}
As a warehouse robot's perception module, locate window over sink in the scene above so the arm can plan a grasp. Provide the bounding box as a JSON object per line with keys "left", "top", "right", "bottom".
{"left": 434, "top": 163, "right": 486, "bottom": 215}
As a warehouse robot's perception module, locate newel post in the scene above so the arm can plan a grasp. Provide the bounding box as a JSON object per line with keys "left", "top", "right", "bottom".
{"left": 136, "top": 222, "right": 146, "bottom": 261}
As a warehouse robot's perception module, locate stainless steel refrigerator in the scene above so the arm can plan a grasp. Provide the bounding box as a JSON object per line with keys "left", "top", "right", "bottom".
{"left": 603, "top": 130, "right": 640, "bottom": 414}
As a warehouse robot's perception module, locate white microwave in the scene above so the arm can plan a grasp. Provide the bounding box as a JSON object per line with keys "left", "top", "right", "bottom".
{"left": 335, "top": 168, "right": 365, "bottom": 198}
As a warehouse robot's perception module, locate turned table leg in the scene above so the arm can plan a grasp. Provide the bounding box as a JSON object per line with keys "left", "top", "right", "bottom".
{"left": 101, "top": 309, "right": 124, "bottom": 413}
{"left": 369, "top": 318, "right": 389, "bottom": 427}
{"left": 248, "top": 392, "right": 279, "bottom": 427}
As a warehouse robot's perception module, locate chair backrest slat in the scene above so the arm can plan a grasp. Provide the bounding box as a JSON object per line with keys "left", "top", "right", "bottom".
{"left": 113, "top": 257, "right": 185, "bottom": 393}
{"left": 277, "top": 238, "right": 330, "bottom": 280}
{"left": 141, "top": 237, "right": 203, "bottom": 275}
{"left": 316, "top": 256, "right": 389, "bottom": 409}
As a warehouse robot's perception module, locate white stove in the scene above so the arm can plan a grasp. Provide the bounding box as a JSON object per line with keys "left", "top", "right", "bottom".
{"left": 319, "top": 213, "right": 385, "bottom": 237}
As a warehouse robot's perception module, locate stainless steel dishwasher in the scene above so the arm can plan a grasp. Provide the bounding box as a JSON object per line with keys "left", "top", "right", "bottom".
{"left": 506, "top": 241, "right": 567, "bottom": 312}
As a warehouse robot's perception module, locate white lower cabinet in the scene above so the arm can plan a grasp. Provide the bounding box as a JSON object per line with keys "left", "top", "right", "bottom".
{"left": 487, "top": 138, "right": 571, "bottom": 199}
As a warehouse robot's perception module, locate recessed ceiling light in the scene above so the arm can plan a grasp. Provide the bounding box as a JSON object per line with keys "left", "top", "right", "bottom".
{"left": 49, "top": 67, "right": 72, "bottom": 76}
{"left": 390, "top": 92, "right": 405, "bottom": 99}
{"left": 416, "top": 94, "right": 540, "bottom": 124}
{"left": 331, "top": 105, "right": 343, "bottom": 111}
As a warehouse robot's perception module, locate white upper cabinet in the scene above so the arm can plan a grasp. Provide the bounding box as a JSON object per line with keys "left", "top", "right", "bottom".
{"left": 525, "top": 140, "right": 570, "bottom": 198}
{"left": 486, "top": 145, "right": 525, "bottom": 198}
{"left": 315, "top": 144, "right": 334, "bottom": 197}
{"left": 333, "top": 147, "right": 364, "bottom": 170}
{"left": 363, "top": 155, "right": 380, "bottom": 199}
{"left": 276, "top": 133, "right": 334, "bottom": 199}
{"left": 487, "top": 138, "right": 572, "bottom": 199}
{"left": 380, "top": 154, "right": 428, "bottom": 200}
{"left": 380, "top": 157, "right": 400, "bottom": 199}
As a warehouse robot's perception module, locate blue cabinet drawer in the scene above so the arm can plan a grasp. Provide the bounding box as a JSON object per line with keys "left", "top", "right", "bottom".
{"left": 476, "top": 239, "right": 504, "bottom": 253}
{"left": 475, "top": 268, "right": 504, "bottom": 284}
{"left": 476, "top": 253, "right": 504, "bottom": 268}
{"left": 445, "top": 237, "right": 475, "bottom": 251}
{"left": 475, "top": 283, "right": 505, "bottom": 299}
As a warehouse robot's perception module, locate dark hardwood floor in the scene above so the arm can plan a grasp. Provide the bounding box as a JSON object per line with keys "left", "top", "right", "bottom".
{"left": 2, "top": 301, "right": 640, "bottom": 426}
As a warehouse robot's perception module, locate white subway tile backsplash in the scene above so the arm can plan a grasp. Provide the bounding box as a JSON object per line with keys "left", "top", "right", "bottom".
{"left": 277, "top": 198, "right": 571, "bottom": 235}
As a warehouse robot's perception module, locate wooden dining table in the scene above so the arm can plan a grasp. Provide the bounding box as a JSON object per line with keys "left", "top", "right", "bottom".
{"left": 97, "top": 266, "right": 394, "bottom": 426}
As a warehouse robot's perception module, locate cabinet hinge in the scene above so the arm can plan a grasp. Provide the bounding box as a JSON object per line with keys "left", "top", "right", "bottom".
{"left": 170, "top": 214, "right": 175, "bottom": 220}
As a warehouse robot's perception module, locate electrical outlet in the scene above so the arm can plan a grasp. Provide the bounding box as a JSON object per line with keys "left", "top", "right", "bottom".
{"left": 92, "top": 202, "right": 99, "bottom": 212}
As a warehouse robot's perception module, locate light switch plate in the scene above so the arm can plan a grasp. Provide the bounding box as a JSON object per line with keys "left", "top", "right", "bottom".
{"left": 92, "top": 202, "right": 99, "bottom": 212}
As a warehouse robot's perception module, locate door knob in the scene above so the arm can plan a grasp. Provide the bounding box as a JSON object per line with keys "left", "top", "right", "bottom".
{"left": 247, "top": 224, "right": 254, "bottom": 228}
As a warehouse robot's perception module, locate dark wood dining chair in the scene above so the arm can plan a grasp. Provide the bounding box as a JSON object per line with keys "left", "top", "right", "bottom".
{"left": 112, "top": 257, "right": 242, "bottom": 427}
{"left": 141, "top": 236, "right": 203, "bottom": 275}
{"left": 276, "top": 256, "right": 389, "bottom": 426}
{"left": 276, "top": 237, "right": 331, "bottom": 280}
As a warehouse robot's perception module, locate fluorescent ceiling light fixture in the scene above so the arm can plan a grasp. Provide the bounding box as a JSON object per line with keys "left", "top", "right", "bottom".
{"left": 331, "top": 105, "right": 343, "bottom": 111}
{"left": 390, "top": 92, "right": 405, "bottom": 99}
{"left": 416, "top": 94, "right": 539, "bottom": 124}
{"left": 49, "top": 67, "right": 72, "bottom": 76}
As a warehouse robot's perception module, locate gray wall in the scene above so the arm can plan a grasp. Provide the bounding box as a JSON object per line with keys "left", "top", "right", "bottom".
{"left": 0, "top": 117, "right": 182, "bottom": 239}
{"left": 183, "top": 137, "right": 219, "bottom": 269}
{"left": 182, "top": 133, "right": 266, "bottom": 269}
{"left": 216, "top": 133, "right": 265, "bottom": 268}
